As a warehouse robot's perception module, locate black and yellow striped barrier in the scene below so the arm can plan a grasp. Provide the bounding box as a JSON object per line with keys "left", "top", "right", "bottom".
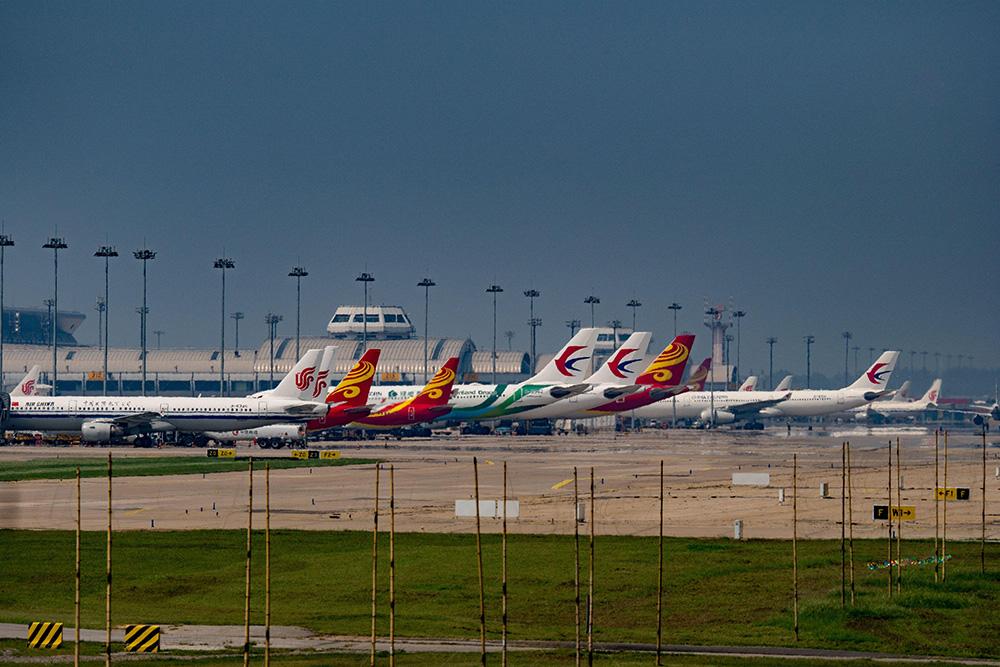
{"left": 124, "top": 624, "right": 160, "bottom": 653}
{"left": 27, "top": 621, "right": 63, "bottom": 649}
{"left": 291, "top": 449, "right": 340, "bottom": 460}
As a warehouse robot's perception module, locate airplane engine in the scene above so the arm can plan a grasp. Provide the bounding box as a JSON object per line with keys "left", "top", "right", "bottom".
{"left": 82, "top": 421, "right": 124, "bottom": 443}
{"left": 700, "top": 408, "right": 736, "bottom": 424}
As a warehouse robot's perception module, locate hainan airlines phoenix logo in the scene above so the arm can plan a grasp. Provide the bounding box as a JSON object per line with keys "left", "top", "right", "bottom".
{"left": 21, "top": 380, "right": 35, "bottom": 395}
{"left": 295, "top": 366, "right": 317, "bottom": 392}
{"left": 607, "top": 348, "right": 640, "bottom": 379}
{"left": 640, "top": 342, "right": 691, "bottom": 384}
{"left": 419, "top": 366, "right": 456, "bottom": 401}
{"left": 866, "top": 363, "right": 889, "bottom": 385}
{"left": 311, "top": 370, "right": 329, "bottom": 398}
{"left": 555, "top": 345, "right": 590, "bottom": 377}
{"left": 328, "top": 360, "right": 376, "bottom": 403}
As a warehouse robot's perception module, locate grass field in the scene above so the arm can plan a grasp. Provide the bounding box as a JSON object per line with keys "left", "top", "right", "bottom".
{"left": 0, "top": 455, "right": 374, "bottom": 481}
{"left": 0, "top": 530, "right": 996, "bottom": 660}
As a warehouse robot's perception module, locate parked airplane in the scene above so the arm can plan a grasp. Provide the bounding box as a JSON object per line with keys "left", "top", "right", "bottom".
{"left": 4, "top": 352, "right": 329, "bottom": 444}
{"left": 634, "top": 351, "right": 900, "bottom": 425}
{"left": 775, "top": 375, "right": 793, "bottom": 391}
{"left": 859, "top": 379, "right": 941, "bottom": 420}
{"left": 738, "top": 376, "right": 758, "bottom": 391}
{"left": 354, "top": 357, "right": 459, "bottom": 428}
{"left": 306, "top": 348, "right": 381, "bottom": 430}
{"left": 366, "top": 328, "right": 600, "bottom": 421}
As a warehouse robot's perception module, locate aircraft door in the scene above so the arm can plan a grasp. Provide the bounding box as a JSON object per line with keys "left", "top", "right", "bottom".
{"left": 408, "top": 406, "right": 416, "bottom": 422}
{"left": 258, "top": 400, "right": 268, "bottom": 415}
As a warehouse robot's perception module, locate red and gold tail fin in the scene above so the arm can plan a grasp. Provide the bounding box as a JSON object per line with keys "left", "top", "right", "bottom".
{"left": 635, "top": 334, "right": 695, "bottom": 387}
{"left": 686, "top": 357, "right": 712, "bottom": 391}
{"left": 411, "top": 357, "right": 459, "bottom": 406}
{"left": 327, "top": 348, "right": 381, "bottom": 406}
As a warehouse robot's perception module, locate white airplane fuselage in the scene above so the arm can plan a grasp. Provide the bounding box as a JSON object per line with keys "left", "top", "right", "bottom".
{"left": 366, "top": 382, "right": 573, "bottom": 421}
{"left": 634, "top": 389, "right": 875, "bottom": 420}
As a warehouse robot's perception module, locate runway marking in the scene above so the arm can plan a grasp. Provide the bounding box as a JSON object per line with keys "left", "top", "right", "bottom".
{"left": 483, "top": 460, "right": 495, "bottom": 465}
{"left": 551, "top": 478, "right": 574, "bottom": 491}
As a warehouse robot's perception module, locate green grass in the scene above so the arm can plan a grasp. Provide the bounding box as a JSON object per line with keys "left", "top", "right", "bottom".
{"left": 0, "top": 456, "right": 374, "bottom": 481}
{"left": 0, "top": 531, "right": 996, "bottom": 659}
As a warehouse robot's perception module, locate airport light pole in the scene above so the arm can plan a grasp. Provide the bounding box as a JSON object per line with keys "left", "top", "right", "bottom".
{"left": 667, "top": 302, "right": 682, "bottom": 337}
{"left": 566, "top": 319, "right": 580, "bottom": 337}
{"left": 265, "top": 313, "right": 282, "bottom": 385}
{"left": 0, "top": 233, "right": 13, "bottom": 389}
{"left": 133, "top": 247, "right": 156, "bottom": 396}
{"left": 804, "top": 335, "right": 815, "bottom": 389}
{"left": 934, "top": 351, "right": 940, "bottom": 375}
{"left": 43, "top": 237, "right": 68, "bottom": 395}
{"left": 231, "top": 312, "right": 244, "bottom": 355}
{"left": 95, "top": 298, "right": 105, "bottom": 352}
{"left": 356, "top": 272, "right": 375, "bottom": 352}
{"left": 842, "top": 331, "right": 853, "bottom": 386}
{"left": 503, "top": 330, "right": 515, "bottom": 351}
{"left": 584, "top": 295, "right": 599, "bottom": 328}
{"left": 94, "top": 246, "right": 118, "bottom": 396}
{"left": 705, "top": 306, "right": 721, "bottom": 417}
{"left": 733, "top": 309, "right": 746, "bottom": 383}
{"left": 417, "top": 278, "right": 436, "bottom": 383}
{"left": 609, "top": 320, "right": 622, "bottom": 348}
{"left": 627, "top": 299, "right": 642, "bottom": 333}
{"left": 922, "top": 350, "right": 928, "bottom": 372}
{"left": 909, "top": 350, "right": 916, "bottom": 374}
{"left": 213, "top": 257, "right": 235, "bottom": 396}
{"left": 766, "top": 337, "right": 777, "bottom": 390}
{"left": 288, "top": 266, "right": 308, "bottom": 362}
{"left": 852, "top": 345, "right": 860, "bottom": 376}
{"left": 486, "top": 284, "right": 503, "bottom": 383}
{"left": 524, "top": 289, "right": 540, "bottom": 374}
{"left": 153, "top": 330, "right": 164, "bottom": 349}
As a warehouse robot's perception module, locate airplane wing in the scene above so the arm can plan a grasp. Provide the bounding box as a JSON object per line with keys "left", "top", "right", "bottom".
{"left": 284, "top": 402, "right": 328, "bottom": 416}
{"left": 727, "top": 393, "right": 792, "bottom": 418}
{"left": 103, "top": 412, "right": 164, "bottom": 427}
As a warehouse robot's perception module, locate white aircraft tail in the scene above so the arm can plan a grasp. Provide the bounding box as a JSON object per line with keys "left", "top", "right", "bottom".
{"left": 268, "top": 349, "right": 325, "bottom": 400}
{"left": 528, "top": 328, "right": 599, "bottom": 384}
{"left": 919, "top": 378, "right": 942, "bottom": 406}
{"left": 585, "top": 332, "right": 652, "bottom": 384}
{"left": 775, "top": 375, "right": 793, "bottom": 391}
{"left": 847, "top": 351, "right": 900, "bottom": 392}
{"left": 10, "top": 365, "right": 41, "bottom": 396}
{"left": 306, "top": 346, "right": 338, "bottom": 400}
{"left": 890, "top": 380, "right": 912, "bottom": 402}
{"left": 738, "top": 375, "right": 758, "bottom": 392}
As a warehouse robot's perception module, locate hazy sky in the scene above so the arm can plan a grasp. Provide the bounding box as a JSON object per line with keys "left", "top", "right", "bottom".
{"left": 2, "top": 1, "right": 997, "bottom": 377}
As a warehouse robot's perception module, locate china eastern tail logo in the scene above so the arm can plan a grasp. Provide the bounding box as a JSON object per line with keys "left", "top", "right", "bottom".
{"left": 295, "top": 366, "right": 317, "bottom": 391}
{"left": 607, "top": 348, "right": 640, "bottom": 379}
{"left": 555, "top": 345, "right": 590, "bottom": 377}
{"left": 866, "top": 363, "right": 889, "bottom": 385}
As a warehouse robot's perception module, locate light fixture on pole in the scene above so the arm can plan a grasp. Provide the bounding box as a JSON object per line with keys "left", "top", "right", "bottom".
{"left": 804, "top": 335, "right": 815, "bottom": 389}
{"left": 213, "top": 257, "right": 235, "bottom": 396}
{"left": 231, "top": 312, "right": 245, "bottom": 356}
{"left": 356, "top": 272, "right": 375, "bottom": 352}
{"left": 288, "top": 266, "right": 308, "bottom": 362}
{"left": 265, "top": 313, "right": 283, "bottom": 385}
{"left": 43, "top": 236, "right": 68, "bottom": 395}
{"left": 524, "top": 289, "right": 540, "bottom": 375}
{"left": 627, "top": 299, "right": 642, "bottom": 333}
{"left": 565, "top": 319, "right": 580, "bottom": 337}
{"left": 584, "top": 295, "right": 599, "bottom": 328}
{"left": 417, "top": 278, "right": 436, "bottom": 382}
{"left": 504, "top": 330, "right": 515, "bottom": 351}
{"left": 841, "top": 331, "right": 853, "bottom": 386}
{"left": 766, "top": 337, "right": 778, "bottom": 390}
{"left": 609, "top": 319, "right": 622, "bottom": 348}
{"left": 667, "top": 302, "right": 682, "bottom": 337}
{"left": 0, "top": 233, "right": 14, "bottom": 389}
{"left": 133, "top": 247, "right": 156, "bottom": 396}
{"left": 486, "top": 284, "right": 503, "bottom": 383}
{"left": 93, "top": 245, "right": 118, "bottom": 396}
{"left": 733, "top": 309, "right": 746, "bottom": 384}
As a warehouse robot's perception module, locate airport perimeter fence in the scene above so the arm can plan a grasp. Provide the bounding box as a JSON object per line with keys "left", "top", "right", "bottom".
{"left": 14, "top": 428, "right": 998, "bottom": 666}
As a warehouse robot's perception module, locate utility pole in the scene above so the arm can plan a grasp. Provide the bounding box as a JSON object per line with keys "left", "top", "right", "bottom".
{"left": 0, "top": 233, "right": 12, "bottom": 390}
{"left": 804, "top": 335, "right": 815, "bottom": 389}
{"left": 584, "top": 295, "right": 599, "bottom": 328}
{"left": 265, "top": 313, "right": 282, "bottom": 385}
{"left": 133, "top": 247, "right": 156, "bottom": 396}
{"left": 667, "top": 302, "right": 682, "bottom": 337}
{"left": 418, "top": 278, "right": 436, "bottom": 383}
{"left": 231, "top": 312, "right": 244, "bottom": 355}
{"left": 43, "top": 237, "right": 68, "bottom": 395}
{"left": 733, "top": 309, "right": 746, "bottom": 383}
{"left": 766, "top": 337, "right": 778, "bottom": 390}
{"left": 288, "top": 266, "right": 308, "bottom": 362}
{"left": 356, "top": 272, "right": 375, "bottom": 352}
{"left": 153, "top": 330, "right": 164, "bottom": 349}
{"left": 852, "top": 345, "right": 860, "bottom": 376}
{"left": 93, "top": 246, "right": 117, "bottom": 396}
{"left": 525, "top": 289, "right": 540, "bottom": 374}
{"left": 503, "top": 330, "right": 515, "bottom": 352}
{"left": 842, "top": 331, "right": 853, "bottom": 386}
{"left": 214, "top": 257, "right": 235, "bottom": 396}
{"left": 486, "top": 284, "right": 503, "bottom": 383}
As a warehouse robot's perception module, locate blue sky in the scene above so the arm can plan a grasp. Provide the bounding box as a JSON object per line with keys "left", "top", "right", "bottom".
{"left": 1, "top": 1, "right": 997, "bottom": 378}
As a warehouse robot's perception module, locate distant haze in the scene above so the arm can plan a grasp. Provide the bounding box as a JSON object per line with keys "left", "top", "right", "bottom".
{"left": 1, "top": 2, "right": 997, "bottom": 385}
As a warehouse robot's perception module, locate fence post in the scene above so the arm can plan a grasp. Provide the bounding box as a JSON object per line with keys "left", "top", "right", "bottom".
{"left": 474, "top": 457, "right": 486, "bottom": 667}
{"left": 502, "top": 461, "right": 509, "bottom": 667}
{"left": 574, "top": 467, "right": 581, "bottom": 667}
{"left": 75, "top": 466, "right": 81, "bottom": 667}
{"left": 587, "top": 467, "right": 595, "bottom": 666}
{"left": 656, "top": 459, "right": 664, "bottom": 665}
{"left": 243, "top": 457, "right": 253, "bottom": 667}
{"left": 390, "top": 464, "right": 396, "bottom": 667}
{"left": 265, "top": 463, "right": 271, "bottom": 667}
{"left": 370, "top": 464, "right": 380, "bottom": 667}
{"left": 847, "top": 442, "right": 856, "bottom": 606}
{"left": 106, "top": 453, "right": 112, "bottom": 667}
{"left": 792, "top": 453, "right": 799, "bottom": 642}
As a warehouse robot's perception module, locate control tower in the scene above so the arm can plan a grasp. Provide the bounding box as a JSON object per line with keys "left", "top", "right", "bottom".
{"left": 703, "top": 302, "right": 732, "bottom": 386}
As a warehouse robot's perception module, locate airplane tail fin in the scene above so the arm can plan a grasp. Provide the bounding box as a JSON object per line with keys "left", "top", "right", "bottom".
{"left": 10, "top": 365, "right": 41, "bottom": 396}
{"left": 327, "top": 348, "right": 381, "bottom": 406}
{"left": 738, "top": 375, "right": 758, "bottom": 392}
{"left": 528, "top": 328, "right": 599, "bottom": 383}
{"left": 686, "top": 357, "right": 711, "bottom": 391}
{"left": 267, "top": 349, "right": 324, "bottom": 399}
{"left": 919, "top": 378, "right": 942, "bottom": 406}
{"left": 585, "top": 332, "right": 652, "bottom": 384}
{"left": 775, "top": 375, "right": 793, "bottom": 391}
{"left": 635, "top": 334, "right": 695, "bottom": 387}
{"left": 890, "top": 379, "right": 912, "bottom": 402}
{"left": 411, "top": 357, "right": 460, "bottom": 406}
{"left": 847, "top": 351, "right": 900, "bottom": 392}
